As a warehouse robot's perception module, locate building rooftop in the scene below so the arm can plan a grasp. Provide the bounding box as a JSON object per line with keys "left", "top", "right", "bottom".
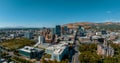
{"left": 98, "top": 44, "right": 114, "bottom": 50}
{"left": 60, "top": 41, "right": 73, "bottom": 44}
{"left": 92, "top": 35, "right": 101, "bottom": 39}
{"left": 46, "top": 42, "right": 67, "bottom": 55}
{"left": 19, "top": 46, "right": 43, "bottom": 53}
{"left": 113, "top": 39, "right": 120, "bottom": 44}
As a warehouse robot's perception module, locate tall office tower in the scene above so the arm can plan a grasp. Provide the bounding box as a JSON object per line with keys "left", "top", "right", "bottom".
{"left": 77, "top": 26, "right": 85, "bottom": 36}
{"left": 38, "top": 36, "right": 44, "bottom": 44}
{"left": 64, "top": 26, "right": 68, "bottom": 31}
{"left": 55, "top": 25, "right": 61, "bottom": 37}
{"left": 51, "top": 28, "right": 55, "bottom": 35}
{"left": 78, "top": 26, "right": 84, "bottom": 33}
{"left": 24, "top": 32, "right": 33, "bottom": 39}
{"left": 62, "top": 26, "right": 68, "bottom": 35}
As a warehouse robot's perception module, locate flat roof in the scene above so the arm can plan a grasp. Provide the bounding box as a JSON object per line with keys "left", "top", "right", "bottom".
{"left": 19, "top": 46, "right": 43, "bottom": 53}
{"left": 46, "top": 42, "right": 67, "bottom": 55}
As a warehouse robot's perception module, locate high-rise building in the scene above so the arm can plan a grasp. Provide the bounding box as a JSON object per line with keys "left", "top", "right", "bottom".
{"left": 38, "top": 36, "right": 44, "bottom": 44}
{"left": 97, "top": 40, "right": 114, "bottom": 57}
{"left": 51, "top": 28, "right": 55, "bottom": 35}
{"left": 78, "top": 26, "right": 84, "bottom": 33}
{"left": 77, "top": 26, "right": 85, "bottom": 36}
{"left": 24, "top": 32, "right": 33, "bottom": 39}
{"left": 62, "top": 26, "right": 68, "bottom": 35}
{"left": 45, "top": 34, "right": 53, "bottom": 43}
{"left": 55, "top": 25, "right": 61, "bottom": 36}
{"left": 63, "top": 26, "right": 68, "bottom": 32}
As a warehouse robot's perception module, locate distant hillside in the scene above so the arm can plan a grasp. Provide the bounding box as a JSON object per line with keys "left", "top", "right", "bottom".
{"left": 63, "top": 22, "right": 120, "bottom": 30}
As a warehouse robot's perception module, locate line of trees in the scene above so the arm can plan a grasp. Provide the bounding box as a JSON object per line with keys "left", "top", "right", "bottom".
{"left": 78, "top": 43, "right": 120, "bottom": 63}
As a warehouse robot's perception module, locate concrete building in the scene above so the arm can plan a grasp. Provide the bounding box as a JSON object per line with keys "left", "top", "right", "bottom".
{"left": 77, "top": 26, "right": 85, "bottom": 37}
{"left": 10, "top": 34, "right": 16, "bottom": 38}
{"left": 51, "top": 28, "right": 55, "bottom": 35}
{"left": 78, "top": 36, "right": 92, "bottom": 43}
{"left": 109, "top": 33, "right": 117, "bottom": 40}
{"left": 101, "top": 30, "right": 107, "bottom": 35}
{"left": 38, "top": 36, "right": 44, "bottom": 44}
{"left": 96, "top": 32, "right": 102, "bottom": 36}
{"left": 62, "top": 26, "right": 68, "bottom": 35}
{"left": 97, "top": 40, "right": 114, "bottom": 57}
{"left": 34, "top": 36, "right": 45, "bottom": 47}
{"left": 113, "top": 37, "right": 120, "bottom": 44}
{"left": 24, "top": 32, "right": 32, "bottom": 39}
{"left": 45, "top": 43, "right": 68, "bottom": 61}
{"left": 51, "top": 46, "right": 68, "bottom": 61}
{"left": 64, "top": 35, "right": 75, "bottom": 41}
{"left": 19, "top": 46, "right": 44, "bottom": 59}
{"left": 45, "top": 34, "right": 53, "bottom": 43}
{"left": 92, "top": 35, "right": 101, "bottom": 43}
{"left": 55, "top": 25, "right": 61, "bottom": 37}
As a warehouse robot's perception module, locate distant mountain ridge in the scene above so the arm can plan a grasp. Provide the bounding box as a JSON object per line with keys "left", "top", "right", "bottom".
{"left": 63, "top": 22, "right": 120, "bottom": 29}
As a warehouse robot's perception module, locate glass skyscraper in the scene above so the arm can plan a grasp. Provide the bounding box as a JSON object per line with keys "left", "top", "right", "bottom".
{"left": 55, "top": 25, "right": 61, "bottom": 36}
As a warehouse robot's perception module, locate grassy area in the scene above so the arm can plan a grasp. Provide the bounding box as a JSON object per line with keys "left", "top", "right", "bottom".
{"left": 0, "top": 38, "right": 35, "bottom": 51}
{"left": 1, "top": 52, "right": 9, "bottom": 58}
{"left": 43, "top": 54, "right": 51, "bottom": 58}
{"left": 79, "top": 43, "right": 102, "bottom": 63}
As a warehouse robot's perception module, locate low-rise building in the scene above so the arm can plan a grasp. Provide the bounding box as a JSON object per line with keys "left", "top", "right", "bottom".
{"left": 78, "top": 36, "right": 92, "bottom": 43}
{"left": 45, "top": 43, "right": 68, "bottom": 61}
{"left": 19, "top": 46, "right": 44, "bottom": 59}
{"left": 113, "top": 37, "right": 120, "bottom": 44}
{"left": 96, "top": 32, "right": 102, "bottom": 36}
{"left": 97, "top": 41, "right": 114, "bottom": 57}
{"left": 24, "top": 32, "right": 33, "bottom": 39}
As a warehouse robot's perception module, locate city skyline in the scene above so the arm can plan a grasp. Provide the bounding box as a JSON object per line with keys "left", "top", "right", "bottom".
{"left": 0, "top": 0, "right": 120, "bottom": 27}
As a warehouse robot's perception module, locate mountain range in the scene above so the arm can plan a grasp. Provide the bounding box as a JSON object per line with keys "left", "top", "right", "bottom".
{"left": 63, "top": 22, "right": 120, "bottom": 30}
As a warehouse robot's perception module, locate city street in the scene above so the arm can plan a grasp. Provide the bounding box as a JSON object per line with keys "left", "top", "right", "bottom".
{"left": 72, "top": 40, "right": 80, "bottom": 63}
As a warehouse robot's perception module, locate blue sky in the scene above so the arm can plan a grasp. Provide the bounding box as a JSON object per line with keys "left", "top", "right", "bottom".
{"left": 0, "top": 0, "right": 120, "bottom": 27}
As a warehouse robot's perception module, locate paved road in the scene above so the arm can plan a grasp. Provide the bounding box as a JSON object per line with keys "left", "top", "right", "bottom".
{"left": 36, "top": 61, "right": 40, "bottom": 63}
{"left": 72, "top": 53, "right": 80, "bottom": 63}
{"left": 72, "top": 40, "right": 80, "bottom": 63}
